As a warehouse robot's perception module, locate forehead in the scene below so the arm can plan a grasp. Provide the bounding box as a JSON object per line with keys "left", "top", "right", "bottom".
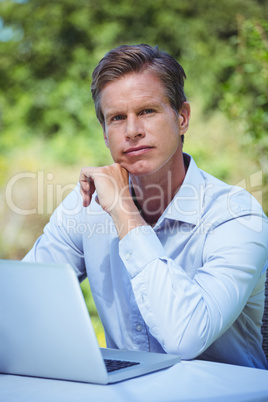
{"left": 100, "top": 70, "right": 168, "bottom": 109}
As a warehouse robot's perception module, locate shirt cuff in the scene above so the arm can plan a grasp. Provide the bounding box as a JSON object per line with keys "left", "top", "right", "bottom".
{"left": 119, "top": 225, "right": 166, "bottom": 278}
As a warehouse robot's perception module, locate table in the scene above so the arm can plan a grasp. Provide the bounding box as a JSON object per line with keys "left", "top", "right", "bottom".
{"left": 1, "top": 360, "right": 268, "bottom": 402}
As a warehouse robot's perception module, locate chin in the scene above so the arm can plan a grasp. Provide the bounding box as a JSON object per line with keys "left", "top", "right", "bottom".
{"left": 128, "top": 165, "right": 161, "bottom": 178}
{"left": 120, "top": 160, "right": 146, "bottom": 174}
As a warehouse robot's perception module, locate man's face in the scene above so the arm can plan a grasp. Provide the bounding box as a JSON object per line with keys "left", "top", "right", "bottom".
{"left": 100, "top": 70, "right": 189, "bottom": 177}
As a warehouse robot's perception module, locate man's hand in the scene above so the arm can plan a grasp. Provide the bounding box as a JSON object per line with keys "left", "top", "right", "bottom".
{"left": 79, "top": 163, "right": 129, "bottom": 212}
{"left": 79, "top": 163, "right": 147, "bottom": 238}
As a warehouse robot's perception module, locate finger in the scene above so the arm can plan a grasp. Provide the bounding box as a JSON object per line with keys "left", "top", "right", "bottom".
{"left": 79, "top": 168, "right": 97, "bottom": 207}
{"left": 80, "top": 186, "right": 91, "bottom": 207}
{"left": 79, "top": 179, "right": 95, "bottom": 207}
{"left": 79, "top": 167, "right": 98, "bottom": 183}
{"left": 79, "top": 180, "right": 90, "bottom": 192}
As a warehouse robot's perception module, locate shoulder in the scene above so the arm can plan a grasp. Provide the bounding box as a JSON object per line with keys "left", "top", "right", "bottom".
{"left": 198, "top": 168, "right": 267, "bottom": 232}
{"left": 200, "top": 168, "right": 263, "bottom": 212}
{"left": 185, "top": 154, "right": 266, "bottom": 226}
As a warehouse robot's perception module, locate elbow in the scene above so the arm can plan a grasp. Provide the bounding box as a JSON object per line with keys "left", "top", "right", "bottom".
{"left": 161, "top": 307, "right": 218, "bottom": 359}
{"left": 162, "top": 331, "right": 208, "bottom": 360}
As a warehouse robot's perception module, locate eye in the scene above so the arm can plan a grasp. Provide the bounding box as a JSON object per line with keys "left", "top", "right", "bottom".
{"left": 140, "top": 109, "right": 155, "bottom": 115}
{"left": 111, "top": 114, "right": 125, "bottom": 121}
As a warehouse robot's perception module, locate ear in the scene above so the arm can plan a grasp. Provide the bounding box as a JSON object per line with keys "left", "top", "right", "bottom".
{"left": 178, "top": 102, "right": 191, "bottom": 136}
{"left": 101, "top": 123, "right": 109, "bottom": 148}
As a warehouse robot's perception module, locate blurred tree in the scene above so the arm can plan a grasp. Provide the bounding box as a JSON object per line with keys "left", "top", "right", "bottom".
{"left": 0, "top": 0, "right": 267, "bottom": 165}
{"left": 214, "top": 17, "right": 268, "bottom": 211}
{"left": 218, "top": 18, "right": 268, "bottom": 151}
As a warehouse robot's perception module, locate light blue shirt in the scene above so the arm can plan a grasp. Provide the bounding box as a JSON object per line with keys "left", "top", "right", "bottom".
{"left": 23, "top": 155, "right": 268, "bottom": 369}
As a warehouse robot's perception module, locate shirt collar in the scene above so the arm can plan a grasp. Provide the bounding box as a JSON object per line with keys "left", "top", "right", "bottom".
{"left": 159, "top": 154, "right": 205, "bottom": 227}
{"left": 129, "top": 153, "right": 206, "bottom": 228}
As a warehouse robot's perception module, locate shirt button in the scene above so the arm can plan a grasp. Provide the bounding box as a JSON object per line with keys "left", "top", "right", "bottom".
{"left": 136, "top": 324, "right": 143, "bottom": 332}
{"left": 125, "top": 252, "right": 132, "bottom": 261}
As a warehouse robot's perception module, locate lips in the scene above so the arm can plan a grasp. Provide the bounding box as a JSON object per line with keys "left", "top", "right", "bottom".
{"left": 124, "top": 146, "right": 154, "bottom": 156}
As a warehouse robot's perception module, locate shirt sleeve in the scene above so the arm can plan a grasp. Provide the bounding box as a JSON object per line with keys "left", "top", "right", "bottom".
{"left": 23, "top": 185, "right": 87, "bottom": 282}
{"left": 119, "top": 215, "right": 268, "bottom": 359}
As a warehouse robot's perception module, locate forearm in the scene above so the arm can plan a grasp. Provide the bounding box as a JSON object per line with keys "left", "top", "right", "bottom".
{"left": 119, "top": 220, "right": 268, "bottom": 358}
{"left": 119, "top": 226, "right": 209, "bottom": 357}
{"left": 110, "top": 199, "right": 147, "bottom": 240}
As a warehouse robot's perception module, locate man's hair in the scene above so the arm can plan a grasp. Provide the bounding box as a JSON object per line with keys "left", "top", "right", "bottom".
{"left": 91, "top": 44, "right": 187, "bottom": 128}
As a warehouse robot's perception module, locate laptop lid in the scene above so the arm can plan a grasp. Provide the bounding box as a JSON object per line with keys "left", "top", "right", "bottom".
{"left": 0, "top": 260, "right": 180, "bottom": 384}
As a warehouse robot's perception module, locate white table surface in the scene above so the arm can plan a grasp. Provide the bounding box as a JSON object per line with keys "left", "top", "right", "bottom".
{"left": 1, "top": 359, "right": 268, "bottom": 402}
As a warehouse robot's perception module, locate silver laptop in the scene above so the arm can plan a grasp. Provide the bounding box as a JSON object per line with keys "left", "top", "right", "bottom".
{"left": 0, "top": 260, "right": 180, "bottom": 384}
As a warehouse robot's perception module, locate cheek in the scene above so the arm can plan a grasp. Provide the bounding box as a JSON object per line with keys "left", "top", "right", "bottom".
{"left": 106, "top": 140, "right": 122, "bottom": 162}
{"left": 155, "top": 120, "right": 180, "bottom": 145}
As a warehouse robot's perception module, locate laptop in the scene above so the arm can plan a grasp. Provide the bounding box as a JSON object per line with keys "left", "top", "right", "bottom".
{"left": 0, "top": 260, "right": 181, "bottom": 384}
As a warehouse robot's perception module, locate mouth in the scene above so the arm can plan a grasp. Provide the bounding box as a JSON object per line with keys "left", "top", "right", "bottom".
{"left": 124, "top": 145, "right": 154, "bottom": 156}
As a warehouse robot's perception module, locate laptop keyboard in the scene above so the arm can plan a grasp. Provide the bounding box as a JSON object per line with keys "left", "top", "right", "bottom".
{"left": 104, "top": 358, "right": 140, "bottom": 373}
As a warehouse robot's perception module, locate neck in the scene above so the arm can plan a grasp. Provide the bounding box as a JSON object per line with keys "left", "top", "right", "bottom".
{"left": 130, "top": 153, "right": 187, "bottom": 226}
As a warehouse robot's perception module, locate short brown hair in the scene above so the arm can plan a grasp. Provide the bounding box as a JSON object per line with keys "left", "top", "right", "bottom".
{"left": 91, "top": 44, "right": 187, "bottom": 127}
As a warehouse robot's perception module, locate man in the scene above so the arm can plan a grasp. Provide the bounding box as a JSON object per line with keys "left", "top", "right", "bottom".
{"left": 24, "top": 44, "right": 268, "bottom": 368}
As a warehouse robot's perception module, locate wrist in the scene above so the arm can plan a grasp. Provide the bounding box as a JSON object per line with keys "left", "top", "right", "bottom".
{"left": 110, "top": 200, "right": 147, "bottom": 240}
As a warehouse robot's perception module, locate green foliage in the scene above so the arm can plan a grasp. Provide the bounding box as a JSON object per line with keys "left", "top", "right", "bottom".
{"left": 218, "top": 18, "right": 268, "bottom": 145}
{"left": 80, "top": 278, "right": 106, "bottom": 346}
{"left": 213, "top": 17, "right": 268, "bottom": 211}
{"left": 0, "top": 0, "right": 267, "bottom": 164}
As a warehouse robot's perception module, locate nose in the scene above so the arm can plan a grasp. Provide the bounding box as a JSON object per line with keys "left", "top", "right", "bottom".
{"left": 125, "top": 115, "right": 145, "bottom": 140}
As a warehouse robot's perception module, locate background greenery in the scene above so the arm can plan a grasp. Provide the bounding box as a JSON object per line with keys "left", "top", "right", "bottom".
{"left": 1, "top": 0, "right": 267, "bottom": 346}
